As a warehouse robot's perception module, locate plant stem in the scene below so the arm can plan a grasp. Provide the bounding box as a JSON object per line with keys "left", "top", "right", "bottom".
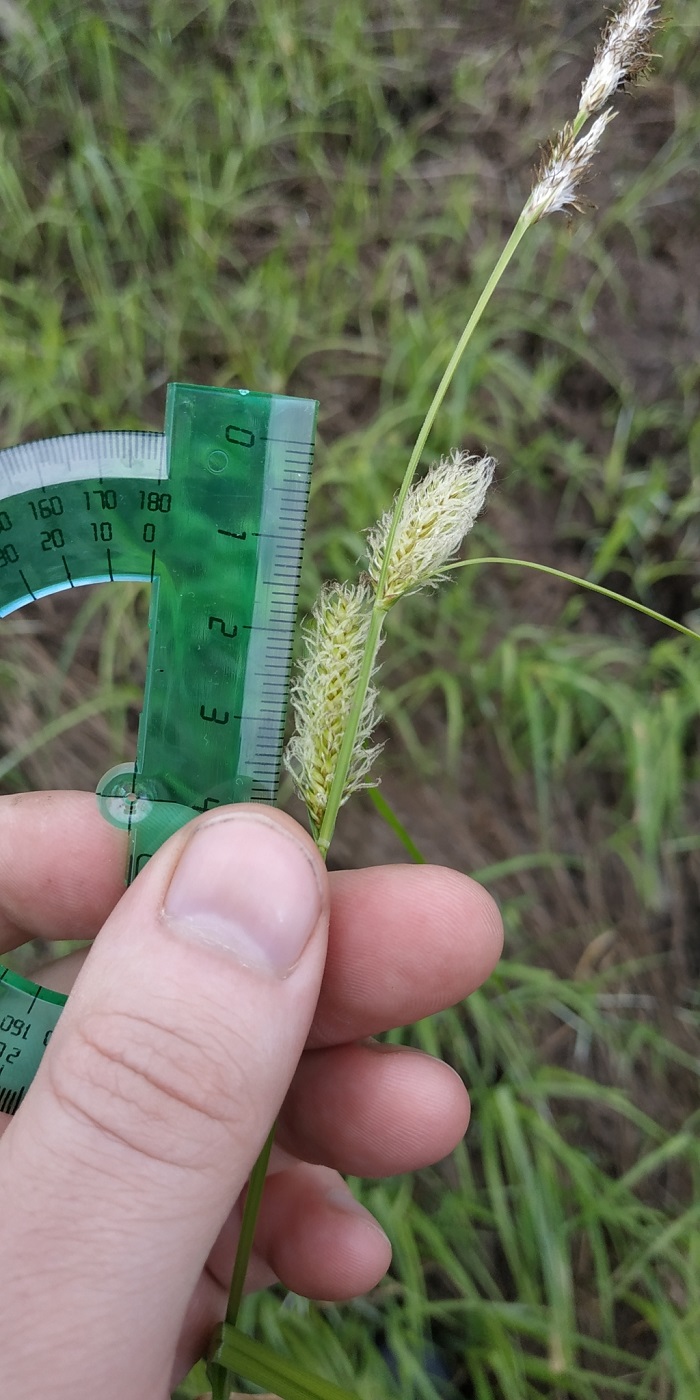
{"left": 372, "top": 214, "right": 530, "bottom": 607}
{"left": 572, "top": 108, "right": 588, "bottom": 138}
{"left": 316, "top": 603, "right": 387, "bottom": 858}
{"left": 316, "top": 213, "right": 532, "bottom": 858}
{"left": 208, "top": 1124, "right": 276, "bottom": 1400}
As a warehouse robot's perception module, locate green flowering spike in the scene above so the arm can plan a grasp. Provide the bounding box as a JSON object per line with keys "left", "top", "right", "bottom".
{"left": 285, "top": 579, "right": 382, "bottom": 834}
{"left": 366, "top": 451, "right": 495, "bottom": 604}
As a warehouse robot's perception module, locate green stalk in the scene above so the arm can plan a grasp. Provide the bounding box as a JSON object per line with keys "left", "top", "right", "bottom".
{"left": 207, "top": 1124, "right": 276, "bottom": 1400}
{"left": 316, "top": 214, "right": 532, "bottom": 858}
{"left": 372, "top": 215, "right": 530, "bottom": 607}
{"left": 316, "top": 604, "right": 387, "bottom": 858}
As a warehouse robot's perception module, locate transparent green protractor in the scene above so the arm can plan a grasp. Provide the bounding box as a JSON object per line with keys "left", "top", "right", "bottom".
{"left": 0, "top": 382, "right": 318, "bottom": 1114}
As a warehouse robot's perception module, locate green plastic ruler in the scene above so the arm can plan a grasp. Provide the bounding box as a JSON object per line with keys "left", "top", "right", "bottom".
{"left": 0, "top": 382, "right": 317, "bottom": 1114}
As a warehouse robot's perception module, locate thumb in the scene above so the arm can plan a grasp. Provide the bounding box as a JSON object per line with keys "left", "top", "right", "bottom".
{"left": 0, "top": 806, "right": 328, "bottom": 1400}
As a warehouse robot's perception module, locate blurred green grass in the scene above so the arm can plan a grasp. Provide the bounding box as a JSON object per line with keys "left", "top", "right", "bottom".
{"left": 1, "top": 0, "right": 699, "bottom": 1396}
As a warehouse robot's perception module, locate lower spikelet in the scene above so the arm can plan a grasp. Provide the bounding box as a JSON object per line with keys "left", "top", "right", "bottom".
{"left": 527, "top": 110, "right": 615, "bottom": 222}
{"left": 284, "top": 579, "right": 382, "bottom": 834}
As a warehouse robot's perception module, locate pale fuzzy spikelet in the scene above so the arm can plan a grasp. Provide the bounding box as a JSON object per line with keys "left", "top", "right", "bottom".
{"left": 580, "top": 0, "right": 662, "bottom": 118}
{"left": 526, "top": 110, "right": 615, "bottom": 222}
{"left": 284, "top": 579, "right": 382, "bottom": 833}
{"left": 366, "top": 451, "right": 495, "bottom": 604}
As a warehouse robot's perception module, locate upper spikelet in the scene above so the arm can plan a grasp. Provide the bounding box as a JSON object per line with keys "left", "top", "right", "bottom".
{"left": 580, "top": 0, "right": 662, "bottom": 118}
{"left": 366, "top": 451, "right": 495, "bottom": 604}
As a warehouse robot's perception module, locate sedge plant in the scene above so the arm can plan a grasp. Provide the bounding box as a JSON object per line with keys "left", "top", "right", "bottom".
{"left": 205, "top": 4, "right": 678, "bottom": 1398}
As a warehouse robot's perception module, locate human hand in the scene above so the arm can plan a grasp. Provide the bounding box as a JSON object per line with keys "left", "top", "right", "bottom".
{"left": 0, "top": 792, "right": 502, "bottom": 1399}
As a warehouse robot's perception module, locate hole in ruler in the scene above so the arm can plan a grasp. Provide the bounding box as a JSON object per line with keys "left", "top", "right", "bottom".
{"left": 207, "top": 450, "right": 228, "bottom": 475}
{"left": 96, "top": 763, "right": 154, "bottom": 830}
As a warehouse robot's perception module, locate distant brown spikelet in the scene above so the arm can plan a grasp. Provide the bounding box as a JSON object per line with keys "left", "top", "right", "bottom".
{"left": 527, "top": 110, "right": 615, "bottom": 222}
{"left": 580, "top": 0, "right": 663, "bottom": 117}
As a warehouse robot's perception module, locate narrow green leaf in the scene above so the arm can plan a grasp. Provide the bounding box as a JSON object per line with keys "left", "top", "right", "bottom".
{"left": 209, "top": 1324, "right": 363, "bottom": 1400}
{"left": 368, "top": 787, "right": 426, "bottom": 862}
{"left": 209, "top": 1124, "right": 277, "bottom": 1400}
{"left": 448, "top": 557, "right": 700, "bottom": 643}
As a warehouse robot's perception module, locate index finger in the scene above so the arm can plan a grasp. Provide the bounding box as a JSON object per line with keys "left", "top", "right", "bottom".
{"left": 0, "top": 791, "right": 127, "bottom": 948}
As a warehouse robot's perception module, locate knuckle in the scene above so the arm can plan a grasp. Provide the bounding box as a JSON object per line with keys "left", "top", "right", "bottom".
{"left": 49, "top": 1006, "right": 253, "bottom": 1173}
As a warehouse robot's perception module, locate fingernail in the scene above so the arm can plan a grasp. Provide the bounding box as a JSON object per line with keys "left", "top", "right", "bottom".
{"left": 326, "top": 1188, "right": 391, "bottom": 1244}
{"left": 163, "top": 814, "right": 323, "bottom": 974}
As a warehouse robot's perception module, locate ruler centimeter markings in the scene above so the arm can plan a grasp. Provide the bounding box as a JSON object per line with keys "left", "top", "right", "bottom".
{"left": 0, "top": 383, "right": 317, "bottom": 1111}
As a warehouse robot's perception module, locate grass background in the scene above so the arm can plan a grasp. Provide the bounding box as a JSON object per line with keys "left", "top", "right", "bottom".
{"left": 0, "top": 0, "right": 699, "bottom": 1395}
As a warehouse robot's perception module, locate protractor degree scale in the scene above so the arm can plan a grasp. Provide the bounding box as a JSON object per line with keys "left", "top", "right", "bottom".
{"left": 0, "top": 382, "right": 318, "bottom": 1113}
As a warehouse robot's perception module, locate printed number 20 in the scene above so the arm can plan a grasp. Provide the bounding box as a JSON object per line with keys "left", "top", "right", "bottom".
{"left": 41, "top": 528, "right": 65, "bottom": 552}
